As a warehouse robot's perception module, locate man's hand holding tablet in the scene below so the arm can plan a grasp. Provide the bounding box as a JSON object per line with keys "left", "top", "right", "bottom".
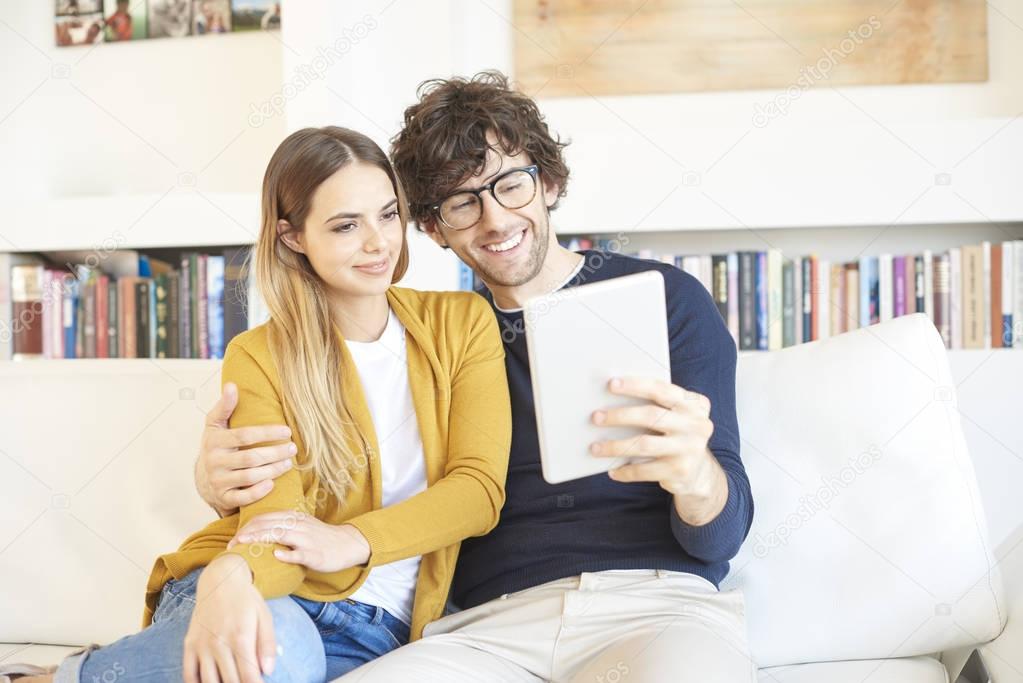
{"left": 524, "top": 270, "right": 729, "bottom": 527}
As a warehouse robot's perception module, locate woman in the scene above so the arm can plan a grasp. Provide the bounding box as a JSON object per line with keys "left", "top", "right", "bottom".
{"left": 6, "top": 127, "right": 511, "bottom": 683}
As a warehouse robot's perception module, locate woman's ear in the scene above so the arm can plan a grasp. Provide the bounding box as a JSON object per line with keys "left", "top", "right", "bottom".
{"left": 277, "top": 219, "right": 306, "bottom": 254}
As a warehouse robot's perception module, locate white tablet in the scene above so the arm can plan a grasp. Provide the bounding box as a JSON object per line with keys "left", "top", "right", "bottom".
{"left": 523, "top": 269, "right": 671, "bottom": 484}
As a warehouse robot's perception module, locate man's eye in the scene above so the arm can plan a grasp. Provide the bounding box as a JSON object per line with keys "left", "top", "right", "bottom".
{"left": 382, "top": 210, "right": 399, "bottom": 221}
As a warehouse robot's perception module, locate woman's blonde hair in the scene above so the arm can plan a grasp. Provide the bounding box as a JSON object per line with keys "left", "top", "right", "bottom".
{"left": 250, "top": 126, "right": 410, "bottom": 505}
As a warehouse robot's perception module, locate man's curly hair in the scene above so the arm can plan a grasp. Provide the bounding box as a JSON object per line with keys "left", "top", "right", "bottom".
{"left": 390, "top": 70, "right": 570, "bottom": 229}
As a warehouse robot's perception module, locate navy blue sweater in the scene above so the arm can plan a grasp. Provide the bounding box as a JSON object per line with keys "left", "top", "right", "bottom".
{"left": 450, "top": 250, "right": 755, "bottom": 609}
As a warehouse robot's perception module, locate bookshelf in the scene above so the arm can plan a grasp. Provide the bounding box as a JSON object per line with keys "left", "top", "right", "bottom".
{"left": 561, "top": 221, "right": 1023, "bottom": 354}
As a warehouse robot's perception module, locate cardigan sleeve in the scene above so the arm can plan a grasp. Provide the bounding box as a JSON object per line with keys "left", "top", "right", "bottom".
{"left": 211, "top": 337, "right": 309, "bottom": 598}
{"left": 345, "top": 296, "right": 512, "bottom": 568}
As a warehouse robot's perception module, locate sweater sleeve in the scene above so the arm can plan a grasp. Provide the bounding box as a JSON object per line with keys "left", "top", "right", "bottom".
{"left": 211, "top": 338, "right": 308, "bottom": 598}
{"left": 345, "top": 296, "right": 512, "bottom": 568}
{"left": 663, "top": 267, "right": 754, "bottom": 564}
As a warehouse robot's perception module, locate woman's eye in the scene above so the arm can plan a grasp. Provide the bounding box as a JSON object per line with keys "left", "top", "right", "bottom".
{"left": 382, "top": 210, "right": 399, "bottom": 221}
{"left": 331, "top": 223, "right": 356, "bottom": 233}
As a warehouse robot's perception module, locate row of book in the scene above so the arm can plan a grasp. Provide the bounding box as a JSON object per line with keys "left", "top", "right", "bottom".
{"left": 0, "top": 247, "right": 269, "bottom": 360}
{"left": 6, "top": 236, "right": 1021, "bottom": 359}
{"left": 559, "top": 237, "right": 1023, "bottom": 351}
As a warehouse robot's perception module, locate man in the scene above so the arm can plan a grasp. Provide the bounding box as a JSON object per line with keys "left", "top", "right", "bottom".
{"left": 195, "top": 71, "right": 755, "bottom": 681}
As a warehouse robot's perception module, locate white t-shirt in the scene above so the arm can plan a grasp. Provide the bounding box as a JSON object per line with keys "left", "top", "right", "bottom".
{"left": 344, "top": 308, "right": 427, "bottom": 626}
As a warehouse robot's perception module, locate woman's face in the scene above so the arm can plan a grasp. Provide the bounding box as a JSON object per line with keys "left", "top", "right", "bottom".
{"left": 281, "top": 162, "right": 404, "bottom": 299}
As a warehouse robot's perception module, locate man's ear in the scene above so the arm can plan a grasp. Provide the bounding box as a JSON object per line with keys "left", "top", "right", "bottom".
{"left": 541, "top": 175, "right": 561, "bottom": 209}
{"left": 277, "top": 219, "right": 306, "bottom": 254}
{"left": 420, "top": 218, "right": 450, "bottom": 249}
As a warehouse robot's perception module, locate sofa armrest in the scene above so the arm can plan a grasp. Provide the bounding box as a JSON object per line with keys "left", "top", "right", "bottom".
{"left": 941, "top": 524, "right": 1023, "bottom": 681}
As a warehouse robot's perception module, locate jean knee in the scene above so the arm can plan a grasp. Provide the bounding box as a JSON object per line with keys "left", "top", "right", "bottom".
{"left": 262, "top": 596, "right": 325, "bottom": 683}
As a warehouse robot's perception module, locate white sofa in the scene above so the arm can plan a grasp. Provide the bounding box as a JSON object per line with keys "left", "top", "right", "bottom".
{"left": 1, "top": 313, "right": 1019, "bottom": 681}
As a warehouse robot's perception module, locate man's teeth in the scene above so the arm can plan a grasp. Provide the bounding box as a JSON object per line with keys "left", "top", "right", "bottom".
{"left": 484, "top": 230, "right": 525, "bottom": 253}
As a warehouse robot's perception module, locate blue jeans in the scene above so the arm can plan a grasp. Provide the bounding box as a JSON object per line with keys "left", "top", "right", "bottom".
{"left": 53, "top": 567, "right": 410, "bottom": 682}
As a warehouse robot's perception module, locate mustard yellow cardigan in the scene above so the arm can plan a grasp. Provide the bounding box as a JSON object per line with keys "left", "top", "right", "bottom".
{"left": 142, "top": 287, "right": 512, "bottom": 640}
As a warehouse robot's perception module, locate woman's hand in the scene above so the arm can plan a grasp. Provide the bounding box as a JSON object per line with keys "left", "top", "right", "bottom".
{"left": 184, "top": 555, "right": 277, "bottom": 683}
{"left": 227, "top": 511, "right": 371, "bottom": 573}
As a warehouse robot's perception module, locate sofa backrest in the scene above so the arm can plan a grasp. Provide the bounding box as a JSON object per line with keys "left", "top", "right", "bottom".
{"left": 725, "top": 313, "right": 1005, "bottom": 667}
{"left": 0, "top": 314, "right": 1006, "bottom": 666}
{"left": 0, "top": 360, "right": 222, "bottom": 645}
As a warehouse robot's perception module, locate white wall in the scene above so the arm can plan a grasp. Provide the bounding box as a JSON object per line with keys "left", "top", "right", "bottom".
{"left": 280, "top": 0, "right": 1023, "bottom": 235}
{"left": 0, "top": 0, "right": 285, "bottom": 203}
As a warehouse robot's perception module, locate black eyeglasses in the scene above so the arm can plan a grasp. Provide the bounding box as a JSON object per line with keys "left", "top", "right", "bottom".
{"left": 430, "top": 165, "right": 540, "bottom": 230}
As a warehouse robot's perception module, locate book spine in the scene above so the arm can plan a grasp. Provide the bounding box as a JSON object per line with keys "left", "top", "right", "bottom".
{"left": 122, "top": 278, "right": 137, "bottom": 358}
{"left": 738, "top": 252, "right": 754, "bottom": 350}
{"left": 950, "top": 247, "right": 962, "bottom": 349}
{"left": 962, "top": 244, "right": 983, "bottom": 349}
{"left": 991, "top": 243, "right": 1002, "bottom": 348}
{"left": 97, "top": 275, "right": 109, "bottom": 358}
{"left": 180, "top": 255, "right": 192, "bottom": 358}
{"left": 1014, "top": 241, "right": 1023, "bottom": 348}
{"left": 223, "top": 246, "right": 249, "bottom": 349}
{"left": 207, "top": 255, "right": 225, "bottom": 359}
{"left": 782, "top": 259, "right": 794, "bottom": 347}
{"left": 167, "top": 272, "right": 180, "bottom": 358}
{"left": 846, "top": 263, "right": 859, "bottom": 330}
{"left": 934, "top": 253, "right": 951, "bottom": 348}
{"left": 817, "top": 259, "right": 830, "bottom": 340}
{"left": 149, "top": 275, "right": 157, "bottom": 357}
{"left": 905, "top": 255, "right": 916, "bottom": 315}
{"left": 802, "top": 257, "right": 813, "bottom": 341}
{"left": 84, "top": 276, "right": 96, "bottom": 358}
{"left": 1002, "top": 242, "right": 1014, "bottom": 347}
{"left": 155, "top": 273, "right": 169, "bottom": 359}
{"left": 63, "top": 276, "right": 76, "bottom": 359}
{"left": 11, "top": 265, "right": 44, "bottom": 359}
{"left": 726, "top": 252, "right": 739, "bottom": 346}
{"left": 767, "top": 249, "right": 782, "bottom": 350}
{"left": 809, "top": 255, "right": 819, "bottom": 340}
{"left": 830, "top": 263, "right": 844, "bottom": 336}
{"left": 198, "top": 254, "right": 209, "bottom": 359}
{"left": 982, "top": 241, "right": 991, "bottom": 349}
{"left": 755, "top": 251, "right": 768, "bottom": 351}
{"left": 135, "top": 280, "right": 149, "bottom": 358}
{"left": 711, "top": 254, "right": 728, "bottom": 323}
{"left": 107, "top": 278, "right": 118, "bottom": 359}
{"left": 878, "top": 254, "right": 893, "bottom": 322}
{"left": 893, "top": 256, "right": 906, "bottom": 318}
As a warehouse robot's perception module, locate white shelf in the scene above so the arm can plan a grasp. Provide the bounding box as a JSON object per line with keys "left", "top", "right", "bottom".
{"left": 6, "top": 191, "right": 260, "bottom": 253}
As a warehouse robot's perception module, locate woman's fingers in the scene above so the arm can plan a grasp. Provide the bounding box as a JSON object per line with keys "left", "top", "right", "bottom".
{"left": 212, "top": 642, "right": 242, "bottom": 683}
{"left": 255, "top": 598, "right": 278, "bottom": 677}
{"left": 183, "top": 643, "right": 201, "bottom": 683}
{"left": 198, "top": 652, "right": 222, "bottom": 683}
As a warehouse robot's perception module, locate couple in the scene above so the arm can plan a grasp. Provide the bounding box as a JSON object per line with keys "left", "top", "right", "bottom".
{"left": 11, "top": 71, "right": 755, "bottom": 683}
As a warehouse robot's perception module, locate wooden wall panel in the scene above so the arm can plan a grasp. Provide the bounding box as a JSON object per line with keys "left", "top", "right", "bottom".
{"left": 512, "top": 0, "right": 988, "bottom": 97}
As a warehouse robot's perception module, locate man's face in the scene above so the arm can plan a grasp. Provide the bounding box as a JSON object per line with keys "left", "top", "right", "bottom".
{"left": 424, "top": 132, "right": 559, "bottom": 289}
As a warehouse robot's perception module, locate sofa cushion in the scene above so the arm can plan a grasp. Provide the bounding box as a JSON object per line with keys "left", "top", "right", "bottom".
{"left": 758, "top": 655, "right": 948, "bottom": 682}
{"left": 724, "top": 314, "right": 1005, "bottom": 667}
{"left": 0, "top": 360, "right": 223, "bottom": 646}
{"left": 0, "top": 643, "right": 82, "bottom": 669}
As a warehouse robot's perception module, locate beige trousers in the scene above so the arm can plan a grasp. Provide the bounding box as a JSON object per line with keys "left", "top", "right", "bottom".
{"left": 336, "top": 569, "right": 757, "bottom": 683}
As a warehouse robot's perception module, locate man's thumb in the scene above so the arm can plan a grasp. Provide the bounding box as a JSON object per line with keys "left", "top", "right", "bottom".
{"left": 208, "top": 382, "right": 239, "bottom": 427}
